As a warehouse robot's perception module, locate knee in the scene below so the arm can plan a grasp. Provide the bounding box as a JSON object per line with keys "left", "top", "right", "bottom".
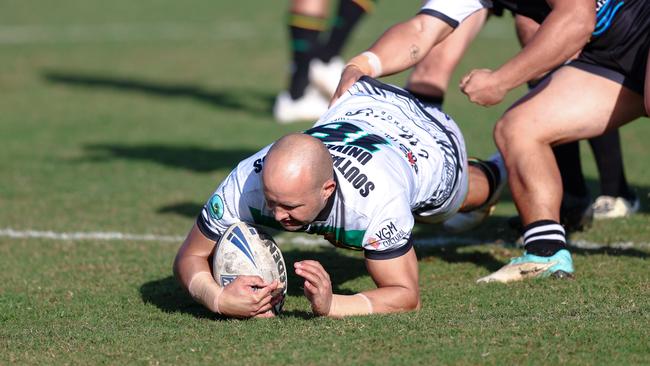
{"left": 493, "top": 115, "right": 516, "bottom": 154}
{"left": 494, "top": 112, "right": 549, "bottom": 154}
{"left": 404, "top": 292, "right": 421, "bottom": 312}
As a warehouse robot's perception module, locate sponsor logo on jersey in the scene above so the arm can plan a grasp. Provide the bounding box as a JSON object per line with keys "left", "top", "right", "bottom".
{"left": 399, "top": 143, "right": 419, "bottom": 173}
{"left": 208, "top": 194, "right": 225, "bottom": 220}
{"left": 325, "top": 144, "right": 373, "bottom": 165}
{"left": 305, "top": 121, "right": 389, "bottom": 153}
{"left": 367, "top": 236, "right": 381, "bottom": 249}
{"left": 332, "top": 155, "right": 375, "bottom": 197}
{"left": 253, "top": 156, "right": 266, "bottom": 173}
{"left": 368, "top": 221, "right": 409, "bottom": 248}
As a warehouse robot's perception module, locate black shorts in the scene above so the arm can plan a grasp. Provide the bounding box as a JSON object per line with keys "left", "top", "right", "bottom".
{"left": 572, "top": 0, "right": 650, "bottom": 95}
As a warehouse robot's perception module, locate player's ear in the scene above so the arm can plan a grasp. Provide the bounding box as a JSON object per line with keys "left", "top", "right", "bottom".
{"left": 321, "top": 178, "right": 336, "bottom": 200}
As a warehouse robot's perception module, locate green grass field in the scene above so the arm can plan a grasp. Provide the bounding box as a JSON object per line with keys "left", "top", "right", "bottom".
{"left": 1, "top": 1, "right": 649, "bottom": 364}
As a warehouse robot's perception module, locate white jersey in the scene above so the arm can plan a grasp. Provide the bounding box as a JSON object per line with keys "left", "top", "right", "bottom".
{"left": 419, "top": 0, "right": 492, "bottom": 28}
{"left": 198, "top": 77, "right": 467, "bottom": 260}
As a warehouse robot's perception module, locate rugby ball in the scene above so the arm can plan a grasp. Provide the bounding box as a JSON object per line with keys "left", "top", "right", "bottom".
{"left": 213, "top": 222, "right": 288, "bottom": 314}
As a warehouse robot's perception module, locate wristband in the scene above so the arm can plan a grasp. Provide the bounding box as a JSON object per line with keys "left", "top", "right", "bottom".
{"left": 188, "top": 271, "right": 223, "bottom": 314}
{"left": 345, "top": 51, "right": 383, "bottom": 78}
{"left": 327, "top": 293, "right": 374, "bottom": 317}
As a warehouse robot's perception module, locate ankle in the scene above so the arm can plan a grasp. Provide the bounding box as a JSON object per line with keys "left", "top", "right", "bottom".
{"left": 523, "top": 220, "right": 567, "bottom": 257}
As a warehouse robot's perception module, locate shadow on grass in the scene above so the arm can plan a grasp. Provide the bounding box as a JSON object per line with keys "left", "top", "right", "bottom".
{"left": 139, "top": 234, "right": 648, "bottom": 320}
{"left": 42, "top": 70, "right": 275, "bottom": 117}
{"left": 278, "top": 310, "right": 316, "bottom": 320}
{"left": 158, "top": 202, "right": 204, "bottom": 217}
{"left": 139, "top": 276, "right": 226, "bottom": 320}
{"left": 139, "top": 248, "right": 366, "bottom": 319}
{"left": 569, "top": 245, "right": 649, "bottom": 259}
{"left": 83, "top": 144, "right": 256, "bottom": 173}
{"left": 416, "top": 246, "right": 506, "bottom": 272}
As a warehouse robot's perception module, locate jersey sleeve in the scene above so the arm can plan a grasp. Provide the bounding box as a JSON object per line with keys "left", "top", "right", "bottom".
{"left": 196, "top": 148, "right": 269, "bottom": 242}
{"left": 196, "top": 170, "right": 243, "bottom": 242}
{"left": 418, "top": 0, "right": 492, "bottom": 28}
{"left": 362, "top": 194, "right": 415, "bottom": 260}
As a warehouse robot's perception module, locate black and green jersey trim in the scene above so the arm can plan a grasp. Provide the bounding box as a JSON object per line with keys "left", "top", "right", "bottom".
{"left": 249, "top": 207, "right": 366, "bottom": 251}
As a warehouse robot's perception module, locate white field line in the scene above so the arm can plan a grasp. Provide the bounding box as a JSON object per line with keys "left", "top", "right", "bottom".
{"left": 1, "top": 227, "right": 649, "bottom": 250}
{"left": 0, "top": 20, "right": 513, "bottom": 45}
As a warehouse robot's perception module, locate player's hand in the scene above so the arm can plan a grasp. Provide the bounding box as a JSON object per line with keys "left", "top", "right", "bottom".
{"left": 220, "top": 275, "right": 279, "bottom": 318}
{"left": 253, "top": 292, "right": 286, "bottom": 318}
{"left": 294, "top": 260, "right": 333, "bottom": 316}
{"left": 459, "top": 68, "right": 507, "bottom": 106}
{"left": 330, "top": 65, "right": 365, "bottom": 107}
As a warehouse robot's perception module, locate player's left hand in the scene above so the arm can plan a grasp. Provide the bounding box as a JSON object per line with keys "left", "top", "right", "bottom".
{"left": 460, "top": 68, "right": 507, "bottom": 106}
{"left": 330, "top": 65, "right": 365, "bottom": 107}
{"left": 294, "top": 260, "right": 332, "bottom": 316}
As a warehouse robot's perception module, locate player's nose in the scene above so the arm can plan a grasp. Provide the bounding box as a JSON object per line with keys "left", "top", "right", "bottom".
{"left": 273, "top": 207, "right": 288, "bottom": 222}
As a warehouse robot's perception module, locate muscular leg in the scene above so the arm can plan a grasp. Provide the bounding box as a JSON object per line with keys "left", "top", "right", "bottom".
{"left": 460, "top": 164, "right": 491, "bottom": 211}
{"left": 494, "top": 66, "right": 644, "bottom": 227}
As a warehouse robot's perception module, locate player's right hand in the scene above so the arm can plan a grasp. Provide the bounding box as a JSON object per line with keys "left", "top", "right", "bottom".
{"left": 294, "top": 260, "right": 333, "bottom": 316}
{"left": 330, "top": 65, "right": 366, "bottom": 106}
{"left": 219, "top": 275, "right": 279, "bottom": 318}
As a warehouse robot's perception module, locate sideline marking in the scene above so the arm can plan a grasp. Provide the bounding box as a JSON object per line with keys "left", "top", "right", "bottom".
{"left": 1, "top": 227, "right": 648, "bottom": 250}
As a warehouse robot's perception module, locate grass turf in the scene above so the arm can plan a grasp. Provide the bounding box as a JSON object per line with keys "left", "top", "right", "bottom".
{"left": 1, "top": 1, "right": 649, "bottom": 364}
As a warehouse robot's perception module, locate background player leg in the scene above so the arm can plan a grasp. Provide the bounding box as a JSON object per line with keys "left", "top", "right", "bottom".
{"left": 589, "top": 131, "right": 640, "bottom": 219}
{"left": 552, "top": 142, "right": 593, "bottom": 231}
{"left": 274, "top": 0, "right": 330, "bottom": 123}
{"left": 310, "top": 0, "right": 376, "bottom": 97}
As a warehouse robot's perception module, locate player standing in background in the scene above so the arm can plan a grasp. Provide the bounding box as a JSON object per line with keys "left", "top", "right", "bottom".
{"left": 175, "top": 77, "right": 506, "bottom": 318}
{"left": 332, "top": 0, "right": 650, "bottom": 282}
{"left": 274, "top": 0, "right": 376, "bottom": 123}
{"left": 423, "top": 10, "right": 640, "bottom": 233}
{"left": 510, "top": 14, "right": 639, "bottom": 226}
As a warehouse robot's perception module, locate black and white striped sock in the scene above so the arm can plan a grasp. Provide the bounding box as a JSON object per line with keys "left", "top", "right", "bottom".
{"left": 523, "top": 220, "right": 566, "bottom": 257}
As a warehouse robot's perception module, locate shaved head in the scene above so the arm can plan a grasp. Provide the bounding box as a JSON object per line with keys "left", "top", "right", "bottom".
{"left": 262, "top": 133, "right": 336, "bottom": 230}
{"left": 263, "top": 133, "right": 333, "bottom": 192}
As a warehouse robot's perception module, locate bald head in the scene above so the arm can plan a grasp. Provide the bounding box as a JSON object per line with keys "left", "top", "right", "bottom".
{"left": 263, "top": 133, "right": 333, "bottom": 193}
{"left": 261, "top": 133, "right": 336, "bottom": 230}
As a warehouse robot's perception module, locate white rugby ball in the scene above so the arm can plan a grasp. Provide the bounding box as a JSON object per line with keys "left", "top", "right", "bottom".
{"left": 213, "top": 221, "right": 288, "bottom": 314}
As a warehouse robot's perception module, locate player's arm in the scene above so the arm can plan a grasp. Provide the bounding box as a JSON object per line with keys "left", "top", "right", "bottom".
{"left": 361, "top": 247, "right": 421, "bottom": 313}
{"left": 514, "top": 14, "right": 582, "bottom": 86}
{"left": 173, "top": 223, "right": 279, "bottom": 318}
{"left": 294, "top": 246, "right": 419, "bottom": 317}
{"left": 331, "top": 14, "right": 453, "bottom": 104}
{"left": 461, "top": 0, "right": 595, "bottom": 105}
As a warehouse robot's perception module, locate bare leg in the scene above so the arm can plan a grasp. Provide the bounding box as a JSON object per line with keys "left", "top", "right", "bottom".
{"left": 292, "top": 0, "right": 328, "bottom": 14}
{"left": 494, "top": 66, "right": 644, "bottom": 226}
{"left": 459, "top": 165, "right": 490, "bottom": 211}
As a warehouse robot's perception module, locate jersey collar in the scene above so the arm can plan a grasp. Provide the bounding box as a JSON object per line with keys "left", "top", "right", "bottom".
{"left": 313, "top": 172, "right": 338, "bottom": 223}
